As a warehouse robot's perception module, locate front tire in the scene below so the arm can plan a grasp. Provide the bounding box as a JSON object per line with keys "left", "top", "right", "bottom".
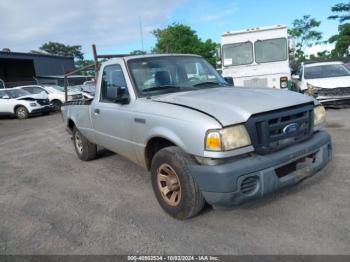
{"left": 151, "top": 146, "right": 205, "bottom": 219}
{"left": 15, "top": 106, "right": 29, "bottom": 119}
{"left": 72, "top": 127, "right": 97, "bottom": 161}
{"left": 52, "top": 100, "right": 62, "bottom": 112}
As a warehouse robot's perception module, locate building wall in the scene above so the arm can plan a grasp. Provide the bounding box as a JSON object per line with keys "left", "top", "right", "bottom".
{"left": 0, "top": 51, "right": 75, "bottom": 88}
{"left": 0, "top": 51, "right": 75, "bottom": 76}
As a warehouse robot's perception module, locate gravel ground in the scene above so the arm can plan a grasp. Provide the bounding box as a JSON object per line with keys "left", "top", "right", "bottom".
{"left": 0, "top": 109, "right": 349, "bottom": 255}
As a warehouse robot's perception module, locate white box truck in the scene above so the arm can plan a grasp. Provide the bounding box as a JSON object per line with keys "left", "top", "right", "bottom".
{"left": 217, "top": 25, "right": 295, "bottom": 89}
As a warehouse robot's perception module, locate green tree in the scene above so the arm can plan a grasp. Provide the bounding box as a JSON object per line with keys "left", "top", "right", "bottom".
{"left": 328, "top": 2, "right": 350, "bottom": 58}
{"left": 152, "top": 23, "right": 218, "bottom": 66}
{"left": 288, "top": 15, "right": 323, "bottom": 61}
{"left": 35, "top": 42, "right": 84, "bottom": 60}
{"left": 328, "top": 2, "right": 350, "bottom": 22}
{"left": 329, "top": 23, "right": 350, "bottom": 57}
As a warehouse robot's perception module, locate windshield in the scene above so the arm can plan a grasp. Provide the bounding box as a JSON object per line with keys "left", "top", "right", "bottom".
{"left": 304, "top": 64, "right": 350, "bottom": 79}
{"left": 128, "top": 56, "right": 227, "bottom": 96}
{"left": 7, "top": 89, "right": 31, "bottom": 98}
{"left": 222, "top": 42, "right": 253, "bottom": 66}
{"left": 255, "top": 38, "right": 287, "bottom": 63}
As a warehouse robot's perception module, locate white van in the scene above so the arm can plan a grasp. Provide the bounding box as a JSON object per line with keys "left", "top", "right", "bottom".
{"left": 217, "top": 25, "right": 295, "bottom": 89}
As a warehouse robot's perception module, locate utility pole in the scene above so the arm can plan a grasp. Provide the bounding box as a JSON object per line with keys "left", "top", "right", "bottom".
{"left": 139, "top": 16, "right": 144, "bottom": 52}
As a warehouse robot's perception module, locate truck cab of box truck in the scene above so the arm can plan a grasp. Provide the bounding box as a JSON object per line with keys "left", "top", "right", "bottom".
{"left": 217, "top": 25, "right": 295, "bottom": 89}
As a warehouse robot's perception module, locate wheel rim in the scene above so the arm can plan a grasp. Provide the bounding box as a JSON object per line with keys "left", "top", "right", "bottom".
{"left": 74, "top": 132, "right": 83, "bottom": 154}
{"left": 157, "top": 164, "right": 181, "bottom": 206}
{"left": 17, "top": 108, "right": 26, "bottom": 118}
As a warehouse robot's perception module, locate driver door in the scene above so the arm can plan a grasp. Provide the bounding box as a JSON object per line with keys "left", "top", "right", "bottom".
{"left": 91, "top": 64, "right": 135, "bottom": 160}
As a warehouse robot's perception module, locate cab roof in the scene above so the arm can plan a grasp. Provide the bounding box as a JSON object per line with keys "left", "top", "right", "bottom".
{"left": 303, "top": 61, "right": 343, "bottom": 67}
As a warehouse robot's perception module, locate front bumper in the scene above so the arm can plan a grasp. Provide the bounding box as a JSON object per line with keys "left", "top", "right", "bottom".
{"left": 29, "top": 105, "right": 53, "bottom": 114}
{"left": 189, "top": 131, "right": 332, "bottom": 207}
{"left": 318, "top": 96, "right": 350, "bottom": 108}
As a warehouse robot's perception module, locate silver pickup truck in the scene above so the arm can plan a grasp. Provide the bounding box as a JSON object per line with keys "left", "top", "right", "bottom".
{"left": 61, "top": 54, "right": 332, "bottom": 219}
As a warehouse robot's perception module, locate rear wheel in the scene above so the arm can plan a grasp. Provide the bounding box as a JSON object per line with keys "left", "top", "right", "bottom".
{"left": 15, "top": 106, "right": 29, "bottom": 119}
{"left": 151, "top": 146, "right": 205, "bottom": 219}
{"left": 52, "top": 100, "right": 62, "bottom": 111}
{"left": 72, "top": 127, "right": 97, "bottom": 161}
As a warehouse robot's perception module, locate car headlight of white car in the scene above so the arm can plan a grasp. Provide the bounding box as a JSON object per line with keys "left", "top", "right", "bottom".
{"left": 205, "top": 125, "right": 251, "bottom": 151}
{"left": 306, "top": 83, "right": 321, "bottom": 96}
{"left": 314, "top": 105, "right": 326, "bottom": 128}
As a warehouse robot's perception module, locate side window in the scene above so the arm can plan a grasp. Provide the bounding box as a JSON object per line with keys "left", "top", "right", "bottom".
{"left": 33, "top": 87, "right": 48, "bottom": 94}
{"left": 22, "top": 87, "right": 33, "bottom": 93}
{"left": 0, "top": 90, "right": 8, "bottom": 98}
{"left": 100, "top": 64, "right": 128, "bottom": 102}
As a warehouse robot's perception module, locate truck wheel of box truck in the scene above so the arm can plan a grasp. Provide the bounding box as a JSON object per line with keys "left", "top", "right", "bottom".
{"left": 150, "top": 146, "right": 205, "bottom": 219}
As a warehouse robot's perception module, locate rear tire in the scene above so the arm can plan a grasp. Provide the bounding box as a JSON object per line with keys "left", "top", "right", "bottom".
{"left": 72, "top": 127, "right": 97, "bottom": 161}
{"left": 15, "top": 106, "right": 29, "bottom": 119}
{"left": 151, "top": 146, "right": 205, "bottom": 219}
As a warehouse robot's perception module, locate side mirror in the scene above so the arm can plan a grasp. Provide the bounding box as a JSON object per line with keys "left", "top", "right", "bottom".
{"left": 215, "top": 47, "right": 221, "bottom": 61}
{"left": 291, "top": 74, "right": 300, "bottom": 80}
{"left": 106, "top": 86, "right": 130, "bottom": 104}
{"left": 224, "top": 77, "right": 234, "bottom": 86}
{"left": 1, "top": 95, "right": 10, "bottom": 99}
{"left": 288, "top": 37, "right": 296, "bottom": 52}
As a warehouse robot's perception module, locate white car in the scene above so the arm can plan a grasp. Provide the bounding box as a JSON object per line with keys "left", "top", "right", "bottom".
{"left": 0, "top": 88, "right": 52, "bottom": 119}
{"left": 68, "top": 85, "right": 95, "bottom": 99}
{"left": 16, "top": 85, "right": 83, "bottom": 111}
{"left": 293, "top": 61, "right": 350, "bottom": 107}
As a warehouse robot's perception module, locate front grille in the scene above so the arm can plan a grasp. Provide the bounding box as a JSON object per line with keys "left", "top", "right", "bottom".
{"left": 314, "top": 87, "right": 350, "bottom": 97}
{"left": 245, "top": 103, "right": 314, "bottom": 155}
{"left": 240, "top": 176, "right": 259, "bottom": 195}
{"left": 244, "top": 78, "right": 268, "bottom": 87}
{"left": 36, "top": 99, "right": 50, "bottom": 105}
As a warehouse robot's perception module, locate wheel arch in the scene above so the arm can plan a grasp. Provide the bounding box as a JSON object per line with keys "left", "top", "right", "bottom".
{"left": 14, "top": 104, "right": 29, "bottom": 113}
{"left": 144, "top": 136, "right": 178, "bottom": 170}
{"left": 67, "top": 118, "right": 76, "bottom": 131}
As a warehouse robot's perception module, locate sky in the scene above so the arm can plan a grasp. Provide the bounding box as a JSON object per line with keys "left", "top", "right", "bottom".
{"left": 0, "top": 0, "right": 342, "bottom": 59}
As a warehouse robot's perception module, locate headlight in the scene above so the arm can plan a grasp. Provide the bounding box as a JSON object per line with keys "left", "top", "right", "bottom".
{"left": 314, "top": 105, "right": 326, "bottom": 127}
{"left": 280, "top": 76, "right": 288, "bottom": 88}
{"left": 30, "top": 102, "right": 37, "bottom": 107}
{"left": 306, "top": 83, "right": 321, "bottom": 96}
{"left": 205, "top": 125, "right": 251, "bottom": 151}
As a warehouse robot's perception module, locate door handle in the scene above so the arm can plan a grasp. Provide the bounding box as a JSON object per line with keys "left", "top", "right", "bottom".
{"left": 94, "top": 108, "right": 100, "bottom": 115}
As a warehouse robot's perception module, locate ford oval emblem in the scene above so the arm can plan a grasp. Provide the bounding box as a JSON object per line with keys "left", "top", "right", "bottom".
{"left": 283, "top": 123, "right": 299, "bottom": 134}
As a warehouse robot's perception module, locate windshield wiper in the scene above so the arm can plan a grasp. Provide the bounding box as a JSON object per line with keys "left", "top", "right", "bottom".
{"left": 193, "top": 81, "right": 226, "bottom": 87}
{"left": 142, "top": 85, "right": 182, "bottom": 93}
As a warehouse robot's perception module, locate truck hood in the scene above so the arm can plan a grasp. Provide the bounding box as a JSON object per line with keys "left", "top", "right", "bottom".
{"left": 307, "top": 76, "right": 350, "bottom": 89}
{"left": 153, "top": 87, "right": 314, "bottom": 126}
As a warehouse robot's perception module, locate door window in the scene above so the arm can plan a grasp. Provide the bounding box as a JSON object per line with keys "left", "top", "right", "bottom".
{"left": 0, "top": 90, "right": 8, "bottom": 98}
{"left": 100, "top": 64, "right": 128, "bottom": 102}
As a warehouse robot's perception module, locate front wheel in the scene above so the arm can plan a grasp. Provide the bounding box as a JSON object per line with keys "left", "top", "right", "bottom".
{"left": 151, "top": 146, "right": 205, "bottom": 219}
{"left": 72, "top": 127, "right": 97, "bottom": 161}
{"left": 15, "top": 106, "right": 29, "bottom": 119}
{"left": 52, "top": 100, "right": 62, "bottom": 111}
